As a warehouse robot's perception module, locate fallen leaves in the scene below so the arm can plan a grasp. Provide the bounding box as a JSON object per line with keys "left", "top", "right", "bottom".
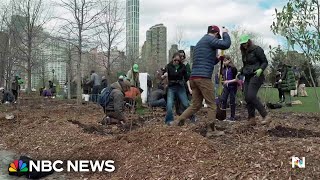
{"left": 0, "top": 99, "right": 319, "bottom": 179}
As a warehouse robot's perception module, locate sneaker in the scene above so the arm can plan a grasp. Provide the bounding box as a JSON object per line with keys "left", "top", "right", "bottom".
{"left": 166, "top": 121, "right": 176, "bottom": 126}
{"left": 224, "top": 117, "right": 236, "bottom": 122}
{"left": 261, "top": 116, "right": 272, "bottom": 125}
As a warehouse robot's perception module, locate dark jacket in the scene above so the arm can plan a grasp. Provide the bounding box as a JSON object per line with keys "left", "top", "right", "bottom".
{"left": 184, "top": 62, "right": 191, "bottom": 77}
{"left": 149, "top": 89, "right": 165, "bottom": 102}
{"left": 165, "top": 62, "right": 189, "bottom": 86}
{"left": 11, "top": 76, "right": 19, "bottom": 91}
{"left": 274, "top": 73, "right": 281, "bottom": 88}
{"left": 240, "top": 45, "right": 268, "bottom": 76}
{"left": 191, "top": 33, "right": 231, "bottom": 79}
{"left": 2, "top": 90, "right": 15, "bottom": 103}
{"left": 280, "top": 65, "right": 296, "bottom": 92}
{"left": 101, "top": 79, "right": 108, "bottom": 89}
{"left": 105, "top": 82, "right": 126, "bottom": 120}
{"left": 222, "top": 66, "right": 238, "bottom": 86}
{"left": 298, "top": 76, "right": 307, "bottom": 85}
{"left": 147, "top": 75, "right": 152, "bottom": 88}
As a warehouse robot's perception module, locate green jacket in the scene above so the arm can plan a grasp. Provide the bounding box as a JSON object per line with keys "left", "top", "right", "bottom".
{"left": 280, "top": 65, "right": 296, "bottom": 92}
{"left": 126, "top": 69, "right": 140, "bottom": 87}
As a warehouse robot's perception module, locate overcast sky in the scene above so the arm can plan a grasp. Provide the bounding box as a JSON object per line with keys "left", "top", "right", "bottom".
{"left": 39, "top": 0, "right": 286, "bottom": 52}
{"left": 139, "top": 0, "right": 286, "bottom": 50}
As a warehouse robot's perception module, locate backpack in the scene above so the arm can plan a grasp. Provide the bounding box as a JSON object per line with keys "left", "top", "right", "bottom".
{"left": 98, "top": 86, "right": 114, "bottom": 108}
{"left": 266, "top": 102, "right": 282, "bottom": 109}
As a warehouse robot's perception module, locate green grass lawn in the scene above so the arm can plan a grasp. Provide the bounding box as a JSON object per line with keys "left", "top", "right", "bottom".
{"left": 257, "top": 87, "right": 320, "bottom": 113}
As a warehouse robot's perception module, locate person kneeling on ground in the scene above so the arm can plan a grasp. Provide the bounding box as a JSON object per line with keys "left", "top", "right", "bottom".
{"left": 124, "top": 85, "right": 142, "bottom": 109}
{"left": 101, "top": 79, "right": 131, "bottom": 125}
{"left": 148, "top": 85, "right": 166, "bottom": 109}
{"left": 42, "top": 88, "right": 53, "bottom": 98}
{"left": 0, "top": 87, "right": 15, "bottom": 104}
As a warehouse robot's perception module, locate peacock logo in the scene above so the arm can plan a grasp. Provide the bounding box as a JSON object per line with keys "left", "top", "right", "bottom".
{"left": 8, "top": 160, "right": 28, "bottom": 173}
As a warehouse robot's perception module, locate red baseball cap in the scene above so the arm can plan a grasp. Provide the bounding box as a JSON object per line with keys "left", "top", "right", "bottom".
{"left": 207, "top": 25, "right": 221, "bottom": 39}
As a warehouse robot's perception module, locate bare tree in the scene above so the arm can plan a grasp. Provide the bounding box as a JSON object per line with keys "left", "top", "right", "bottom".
{"left": 97, "top": 0, "right": 125, "bottom": 77}
{"left": 0, "top": 5, "right": 8, "bottom": 87}
{"left": 58, "top": 0, "right": 105, "bottom": 104}
{"left": 174, "top": 26, "right": 188, "bottom": 51}
{"left": 3, "top": 0, "right": 52, "bottom": 93}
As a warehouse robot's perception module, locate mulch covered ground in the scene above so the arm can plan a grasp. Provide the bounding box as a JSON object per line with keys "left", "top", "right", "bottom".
{"left": 0, "top": 98, "right": 319, "bottom": 179}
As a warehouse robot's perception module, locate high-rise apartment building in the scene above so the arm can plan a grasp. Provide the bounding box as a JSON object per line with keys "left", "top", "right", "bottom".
{"left": 126, "top": 0, "right": 139, "bottom": 62}
{"left": 141, "top": 24, "right": 167, "bottom": 74}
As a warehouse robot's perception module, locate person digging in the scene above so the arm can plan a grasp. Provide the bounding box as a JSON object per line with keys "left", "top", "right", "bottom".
{"left": 175, "top": 25, "right": 231, "bottom": 137}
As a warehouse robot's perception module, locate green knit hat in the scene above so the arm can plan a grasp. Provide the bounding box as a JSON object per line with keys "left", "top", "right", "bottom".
{"left": 240, "top": 34, "right": 250, "bottom": 44}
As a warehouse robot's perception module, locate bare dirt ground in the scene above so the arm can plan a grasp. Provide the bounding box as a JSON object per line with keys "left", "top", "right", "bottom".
{"left": 0, "top": 98, "right": 319, "bottom": 179}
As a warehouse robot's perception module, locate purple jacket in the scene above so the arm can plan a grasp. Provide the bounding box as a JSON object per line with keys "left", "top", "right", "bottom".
{"left": 222, "top": 66, "right": 238, "bottom": 87}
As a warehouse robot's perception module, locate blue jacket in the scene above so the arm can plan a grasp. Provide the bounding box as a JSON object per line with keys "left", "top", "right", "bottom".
{"left": 191, "top": 33, "right": 231, "bottom": 79}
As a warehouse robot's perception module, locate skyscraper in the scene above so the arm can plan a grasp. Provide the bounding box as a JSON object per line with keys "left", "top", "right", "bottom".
{"left": 141, "top": 24, "right": 167, "bottom": 73}
{"left": 126, "top": 0, "right": 139, "bottom": 62}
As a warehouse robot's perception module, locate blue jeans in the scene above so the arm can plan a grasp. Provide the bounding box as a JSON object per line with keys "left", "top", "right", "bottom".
{"left": 221, "top": 85, "right": 237, "bottom": 118}
{"left": 91, "top": 85, "right": 100, "bottom": 103}
{"left": 149, "top": 98, "right": 166, "bottom": 108}
{"left": 165, "top": 84, "right": 189, "bottom": 124}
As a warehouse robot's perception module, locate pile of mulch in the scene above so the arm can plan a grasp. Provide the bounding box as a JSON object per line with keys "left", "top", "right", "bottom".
{"left": 0, "top": 99, "right": 320, "bottom": 179}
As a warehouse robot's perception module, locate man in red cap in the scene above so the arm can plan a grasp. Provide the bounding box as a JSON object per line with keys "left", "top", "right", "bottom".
{"left": 175, "top": 25, "right": 231, "bottom": 137}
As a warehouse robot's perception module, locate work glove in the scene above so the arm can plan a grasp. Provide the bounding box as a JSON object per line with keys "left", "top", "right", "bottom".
{"left": 254, "top": 68, "right": 263, "bottom": 77}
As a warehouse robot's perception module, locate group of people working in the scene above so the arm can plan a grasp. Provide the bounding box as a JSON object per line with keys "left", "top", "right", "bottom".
{"left": 100, "top": 24, "right": 273, "bottom": 137}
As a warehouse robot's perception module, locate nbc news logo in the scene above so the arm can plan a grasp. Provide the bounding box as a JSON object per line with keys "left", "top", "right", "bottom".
{"left": 291, "top": 156, "right": 305, "bottom": 168}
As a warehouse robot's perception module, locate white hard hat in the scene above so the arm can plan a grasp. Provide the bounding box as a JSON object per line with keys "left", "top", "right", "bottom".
{"left": 0, "top": 87, "right": 4, "bottom": 91}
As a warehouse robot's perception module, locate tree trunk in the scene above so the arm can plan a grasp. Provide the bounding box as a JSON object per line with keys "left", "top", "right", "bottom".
{"left": 0, "top": 52, "right": 5, "bottom": 87}
{"left": 27, "top": 31, "right": 32, "bottom": 94}
{"left": 76, "top": 57, "right": 82, "bottom": 104}
{"left": 67, "top": 49, "right": 72, "bottom": 100}
{"left": 27, "top": 66, "right": 32, "bottom": 94}
{"left": 5, "top": 57, "right": 12, "bottom": 90}
{"left": 67, "top": 69, "right": 71, "bottom": 100}
{"left": 307, "top": 62, "right": 320, "bottom": 110}
{"left": 76, "top": 30, "right": 82, "bottom": 104}
{"left": 107, "top": 47, "right": 111, "bottom": 76}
